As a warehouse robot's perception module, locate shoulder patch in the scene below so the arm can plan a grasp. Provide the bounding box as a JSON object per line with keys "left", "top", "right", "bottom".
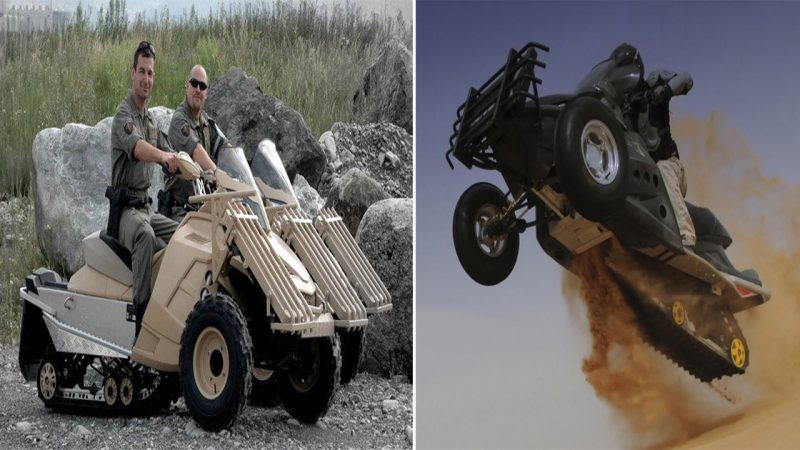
{"left": 124, "top": 121, "right": 135, "bottom": 135}
{"left": 181, "top": 123, "right": 191, "bottom": 136}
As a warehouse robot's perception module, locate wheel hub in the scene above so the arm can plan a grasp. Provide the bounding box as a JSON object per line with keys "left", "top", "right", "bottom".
{"left": 730, "top": 338, "right": 746, "bottom": 368}
{"left": 288, "top": 340, "right": 321, "bottom": 394}
{"left": 193, "top": 327, "right": 230, "bottom": 400}
{"left": 580, "top": 119, "right": 620, "bottom": 185}
{"left": 474, "top": 204, "right": 508, "bottom": 257}
{"left": 39, "top": 362, "right": 57, "bottom": 400}
{"left": 672, "top": 302, "right": 686, "bottom": 326}
{"left": 119, "top": 377, "right": 135, "bottom": 406}
{"left": 104, "top": 377, "right": 118, "bottom": 406}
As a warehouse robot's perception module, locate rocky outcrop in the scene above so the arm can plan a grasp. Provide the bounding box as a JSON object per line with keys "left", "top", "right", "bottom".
{"left": 31, "top": 107, "right": 172, "bottom": 274}
{"left": 356, "top": 198, "right": 413, "bottom": 380}
{"left": 292, "top": 174, "right": 324, "bottom": 219}
{"left": 205, "top": 68, "right": 328, "bottom": 187}
{"left": 323, "top": 168, "right": 389, "bottom": 236}
{"left": 353, "top": 38, "right": 413, "bottom": 134}
{"left": 318, "top": 122, "right": 411, "bottom": 198}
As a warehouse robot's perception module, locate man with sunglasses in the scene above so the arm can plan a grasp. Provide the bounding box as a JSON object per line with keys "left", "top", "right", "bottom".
{"left": 161, "top": 65, "right": 227, "bottom": 220}
{"left": 110, "top": 41, "right": 179, "bottom": 339}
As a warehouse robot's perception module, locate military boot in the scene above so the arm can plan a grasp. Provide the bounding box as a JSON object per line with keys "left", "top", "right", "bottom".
{"left": 135, "top": 302, "right": 148, "bottom": 340}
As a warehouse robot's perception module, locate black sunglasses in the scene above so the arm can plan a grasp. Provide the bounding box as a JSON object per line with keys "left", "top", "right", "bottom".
{"left": 136, "top": 41, "right": 156, "bottom": 58}
{"left": 189, "top": 78, "right": 208, "bottom": 91}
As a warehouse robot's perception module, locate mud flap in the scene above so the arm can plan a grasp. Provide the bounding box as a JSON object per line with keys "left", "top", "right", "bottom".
{"left": 314, "top": 209, "right": 392, "bottom": 314}
{"left": 18, "top": 298, "right": 50, "bottom": 382}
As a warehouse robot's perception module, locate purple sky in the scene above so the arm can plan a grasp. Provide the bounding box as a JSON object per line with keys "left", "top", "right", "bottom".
{"left": 415, "top": 2, "right": 800, "bottom": 448}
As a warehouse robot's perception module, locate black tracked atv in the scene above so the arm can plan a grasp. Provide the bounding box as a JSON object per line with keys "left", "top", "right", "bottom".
{"left": 446, "top": 42, "right": 771, "bottom": 382}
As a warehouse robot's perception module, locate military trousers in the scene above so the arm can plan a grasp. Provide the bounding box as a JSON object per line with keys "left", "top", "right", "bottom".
{"left": 167, "top": 204, "right": 189, "bottom": 222}
{"left": 657, "top": 156, "right": 696, "bottom": 247}
{"left": 117, "top": 207, "right": 179, "bottom": 308}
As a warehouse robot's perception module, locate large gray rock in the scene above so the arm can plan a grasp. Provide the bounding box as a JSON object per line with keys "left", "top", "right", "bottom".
{"left": 353, "top": 39, "right": 413, "bottom": 134}
{"left": 318, "top": 122, "right": 411, "bottom": 198}
{"left": 324, "top": 168, "right": 389, "bottom": 236}
{"left": 292, "top": 174, "right": 324, "bottom": 219}
{"left": 356, "top": 198, "right": 413, "bottom": 380}
{"left": 31, "top": 107, "right": 172, "bottom": 275}
{"left": 205, "top": 68, "right": 328, "bottom": 187}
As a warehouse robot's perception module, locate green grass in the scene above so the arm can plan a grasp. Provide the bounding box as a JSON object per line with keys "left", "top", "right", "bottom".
{"left": 0, "top": 196, "right": 52, "bottom": 343}
{"left": 0, "top": 0, "right": 410, "bottom": 342}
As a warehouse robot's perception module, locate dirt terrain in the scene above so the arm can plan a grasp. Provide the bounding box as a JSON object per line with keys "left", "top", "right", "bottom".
{"left": 0, "top": 344, "right": 413, "bottom": 449}
{"left": 676, "top": 395, "right": 800, "bottom": 449}
{"left": 560, "top": 115, "right": 800, "bottom": 449}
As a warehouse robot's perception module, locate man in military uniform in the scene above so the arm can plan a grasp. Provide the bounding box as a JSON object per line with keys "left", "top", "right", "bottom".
{"left": 638, "top": 68, "right": 696, "bottom": 248}
{"left": 161, "top": 65, "right": 226, "bottom": 221}
{"left": 613, "top": 43, "right": 696, "bottom": 248}
{"left": 110, "top": 41, "right": 179, "bottom": 338}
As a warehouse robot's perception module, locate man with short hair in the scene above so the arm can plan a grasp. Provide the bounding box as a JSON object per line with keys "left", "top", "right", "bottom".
{"left": 110, "top": 41, "right": 179, "bottom": 338}
{"left": 161, "top": 65, "right": 226, "bottom": 221}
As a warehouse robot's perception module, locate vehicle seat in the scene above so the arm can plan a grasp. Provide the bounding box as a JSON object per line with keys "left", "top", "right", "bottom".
{"left": 83, "top": 230, "right": 166, "bottom": 286}
{"left": 539, "top": 94, "right": 575, "bottom": 105}
{"left": 686, "top": 202, "right": 732, "bottom": 249}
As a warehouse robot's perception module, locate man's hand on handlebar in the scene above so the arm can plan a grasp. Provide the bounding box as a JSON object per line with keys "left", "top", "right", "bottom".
{"left": 162, "top": 151, "right": 178, "bottom": 174}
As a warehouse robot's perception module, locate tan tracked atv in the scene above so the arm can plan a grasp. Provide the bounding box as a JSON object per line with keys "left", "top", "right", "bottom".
{"left": 18, "top": 141, "right": 391, "bottom": 430}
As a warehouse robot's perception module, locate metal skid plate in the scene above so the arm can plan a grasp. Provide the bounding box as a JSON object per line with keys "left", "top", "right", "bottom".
{"left": 274, "top": 206, "right": 367, "bottom": 327}
{"left": 42, "top": 312, "right": 129, "bottom": 358}
{"left": 315, "top": 209, "right": 392, "bottom": 314}
{"left": 549, "top": 214, "right": 613, "bottom": 255}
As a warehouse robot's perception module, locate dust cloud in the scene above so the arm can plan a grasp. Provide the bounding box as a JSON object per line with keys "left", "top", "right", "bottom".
{"left": 560, "top": 112, "right": 800, "bottom": 447}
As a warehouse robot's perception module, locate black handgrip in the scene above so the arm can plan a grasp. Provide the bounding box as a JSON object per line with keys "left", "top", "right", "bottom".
{"left": 160, "top": 162, "right": 182, "bottom": 176}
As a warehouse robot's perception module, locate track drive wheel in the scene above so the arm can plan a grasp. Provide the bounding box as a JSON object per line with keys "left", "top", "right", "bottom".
{"left": 278, "top": 335, "right": 341, "bottom": 423}
{"left": 672, "top": 301, "right": 686, "bottom": 326}
{"left": 37, "top": 354, "right": 60, "bottom": 406}
{"left": 180, "top": 293, "right": 253, "bottom": 431}
{"left": 119, "top": 376, "right": 136, "bottom": 407}
{"left": 103, "top": 376, "right": 119, "bottom": 406}
{"left": 730, "top": 338, "right": 747, "bottom": 369}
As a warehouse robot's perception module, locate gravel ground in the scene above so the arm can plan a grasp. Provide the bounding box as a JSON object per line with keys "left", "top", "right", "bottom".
{"left": 0, "top": 345, "right": 413, "bottom": 449}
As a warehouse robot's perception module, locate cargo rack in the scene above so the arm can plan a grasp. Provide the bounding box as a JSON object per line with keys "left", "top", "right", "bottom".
{"left": 446, "top": 42, "right": 554, "bottom": 171}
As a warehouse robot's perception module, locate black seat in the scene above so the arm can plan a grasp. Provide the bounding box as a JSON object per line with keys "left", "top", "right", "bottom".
{"left": 99, "top": 230, "right": 166, "bottom": 271}
{"left": 684, "top": 203, "right": 761, "bottom": 286}
{"left": 686, "top": 202, "right": 732, "bottom": 249}
{"left": 539, "top": 94, "right": 575, "bottom": 105}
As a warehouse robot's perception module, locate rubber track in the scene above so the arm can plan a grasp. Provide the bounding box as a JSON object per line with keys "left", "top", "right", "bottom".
{"left": 40, "top": 373, "right": 175, "bottom": 416}
{"left": 629, "top": 296, "right": 745, "bottom": 382}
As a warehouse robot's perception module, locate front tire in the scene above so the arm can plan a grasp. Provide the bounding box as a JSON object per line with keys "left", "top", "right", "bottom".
{"left": 249, "top": 369, "right": 280, "bottom": 407}
{"left": 278, "top": 335, "right": 341, "bottom": 423}
{"left": 338, "top": 328, "right": 365, "bottom": 385}
{"left": 180, "top": 293, "right": 253, "bottom": 431}
{"left": 453, "top": 182, "right": 519, "bottom": 286}
{"left": 555, "top": 97, "right": 629, "bottom": 222}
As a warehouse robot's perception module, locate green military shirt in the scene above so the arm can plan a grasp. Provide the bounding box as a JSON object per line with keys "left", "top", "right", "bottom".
{"left": 111, "top": 91, "right": 171, "bottom": 195}
{"left": 165, "top": 98, "right": 225, "bottom": 205}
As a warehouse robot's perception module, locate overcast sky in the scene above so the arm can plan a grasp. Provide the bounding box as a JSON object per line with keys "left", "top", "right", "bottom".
{"left": 416, "top": 1, "right": 800, "bottom": 448}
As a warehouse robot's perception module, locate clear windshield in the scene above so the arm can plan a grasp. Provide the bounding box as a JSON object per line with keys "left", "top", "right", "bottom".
{"left": 251, "top": 139, "right": 297, "bottom": 206}
{"left": 216, "top": 145, "right": 268, "bottom": 229}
